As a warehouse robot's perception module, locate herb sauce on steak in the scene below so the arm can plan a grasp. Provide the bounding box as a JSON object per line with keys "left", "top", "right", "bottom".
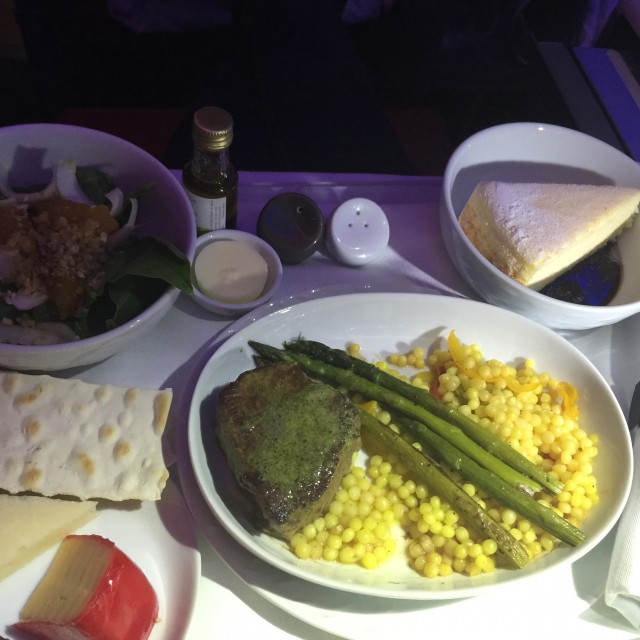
{"left": 216, "top": 362, "right": 361, "bottom": 539}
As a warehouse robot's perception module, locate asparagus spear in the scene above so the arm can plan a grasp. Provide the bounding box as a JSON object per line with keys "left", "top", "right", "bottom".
{"left": 284, "top": 337, "right": 563, "bottom": 495}
{"left": 393, "top": 414, "right": 585, "bottom": 546}
{"left": 250, "top": 341, "right": 543, "bottom": 495}
{"left": 357, "top": 409, "right": 530, "bottom": 569}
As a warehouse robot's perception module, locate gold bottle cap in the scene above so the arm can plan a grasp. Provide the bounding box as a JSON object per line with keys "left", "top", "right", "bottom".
{"left": 192, "top": 106, "right": 234, "bottom": 151}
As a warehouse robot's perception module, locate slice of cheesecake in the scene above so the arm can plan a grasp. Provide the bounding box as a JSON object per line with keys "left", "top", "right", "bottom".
{"left": 458, "top": 181, "right": 640, "bottom": 290}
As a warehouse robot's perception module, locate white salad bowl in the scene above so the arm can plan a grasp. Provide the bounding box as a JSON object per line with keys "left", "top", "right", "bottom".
{"left": 440, "top": 122, "right": 640, "bottom": 331}
{"left": 0, "top": 122, "right": 196, "bottom": 371}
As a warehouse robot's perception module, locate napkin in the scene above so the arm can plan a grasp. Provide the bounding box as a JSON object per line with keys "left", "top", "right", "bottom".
{"left": 605, "top": 427, "right": 640, "bottom": 628}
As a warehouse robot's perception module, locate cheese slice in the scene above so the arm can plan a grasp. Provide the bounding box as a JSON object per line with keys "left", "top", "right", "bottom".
{"left": 0, "top": 494, "right": 97, "bottom": 581}
{"left": 458, "top": 181, "right": 640, "bottom": 289}
{"left": 0, "top": 372, "right": 172, "bottom": 501}
{"left": 15, "top": 534, "right": 159, "bottom": 640}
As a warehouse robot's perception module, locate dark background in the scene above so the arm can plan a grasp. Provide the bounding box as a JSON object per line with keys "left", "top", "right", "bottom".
{"left": 0, "top": 0, "right": 637, "bottom": 175}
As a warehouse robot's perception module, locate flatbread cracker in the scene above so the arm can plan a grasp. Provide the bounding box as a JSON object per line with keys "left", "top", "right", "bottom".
{"left": 0, "top": 372, "right": 171, "bottom": 501}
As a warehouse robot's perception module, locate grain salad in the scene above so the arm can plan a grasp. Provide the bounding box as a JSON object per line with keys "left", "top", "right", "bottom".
{"left": 0, "top": 161, "right": 193, "bottom": 345}
{"left": 287, "top": 331, "right": 599, "bottom": 578}
{"left": 0, "top": 197, "right": 118, "bottom": 319}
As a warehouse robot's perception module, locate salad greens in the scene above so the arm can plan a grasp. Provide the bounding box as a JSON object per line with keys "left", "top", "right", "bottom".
{"left": 93, "top": 235, "right": 193, "bottom": 333}
{"left": 0, "top": 165, "right": 192, "bottom": 341}
{"left": 75, "top": 166, "right": 117, "bottom": 203}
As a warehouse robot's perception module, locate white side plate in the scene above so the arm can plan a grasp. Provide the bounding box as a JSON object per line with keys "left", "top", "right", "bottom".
{"left": 0, "top": 480, "right": 200, "bottom": 639}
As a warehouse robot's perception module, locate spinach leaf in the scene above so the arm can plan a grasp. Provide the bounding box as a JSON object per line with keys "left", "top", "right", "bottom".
{"left": 83, "top": 235, "right": 193, "bottom": 334}
{"left": 76, "top": 167, "right": 155, "bottom": 207}
{"left": 75, "top": 167, "right": 115, "bottom": 204}
{"left": 108, "top": 236, "right": 193, "bottom": 294}
{"left": 105, "top": 275, "right": 168, "bottom": 330}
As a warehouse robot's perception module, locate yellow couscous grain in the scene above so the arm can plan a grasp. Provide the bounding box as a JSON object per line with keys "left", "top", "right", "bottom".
{"left": 287, "top": 334, "right": 598, "bottom": 579}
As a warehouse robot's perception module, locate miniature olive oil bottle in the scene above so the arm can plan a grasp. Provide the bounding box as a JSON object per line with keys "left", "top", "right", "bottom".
{"left": 183, "top": 106, "right": 238, "bottom": 233}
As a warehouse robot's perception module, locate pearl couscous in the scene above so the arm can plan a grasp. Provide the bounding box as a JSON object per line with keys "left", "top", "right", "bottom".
{"left": 287, "top": 331, "right": 599, "bottom": 578}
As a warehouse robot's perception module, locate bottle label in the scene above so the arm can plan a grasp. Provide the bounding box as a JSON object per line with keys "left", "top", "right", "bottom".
{"left": 186, "top": 191, "right": 227, "bottom": 231}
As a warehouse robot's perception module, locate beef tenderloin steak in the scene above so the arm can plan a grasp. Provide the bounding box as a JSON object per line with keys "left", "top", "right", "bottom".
{"left": 216, "top": 362, "right": 361, "bottom": 539}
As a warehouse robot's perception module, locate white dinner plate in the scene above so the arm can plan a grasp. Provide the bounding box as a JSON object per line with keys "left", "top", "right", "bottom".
{"left": 187, "top": 292, "right": 633, "bottom": 600}
{"left": 0, "top": 480, "right": 200, "bottom": 639}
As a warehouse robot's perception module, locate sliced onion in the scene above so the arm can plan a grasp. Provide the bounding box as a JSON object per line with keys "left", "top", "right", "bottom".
{"left": 105, "top": 187, "right": 124, "bottom": 217}
{"left": 106, "top": 197, "right": 138, "bottom": 249}
{"left": 0, "top": 322, "right": 78, "bottom": 345}
{"left": 3, "top": 290, "right": 48, "bottom": 310}
{"left": 54, "top": 160, "right": 93, "bottom": 204}
{"left": 37, "top": 322, "right": 79, "bottom": 342}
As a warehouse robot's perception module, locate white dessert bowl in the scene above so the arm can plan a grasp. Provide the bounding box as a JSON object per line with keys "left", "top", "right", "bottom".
{"left": 190, "top": 229, "right": 283, "bottom": 317}
{"left": 439, "top": 122, "right": 640, "bottom": 331}
{"left": 0, "top": 122, "right": 196, "bottom": 371}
